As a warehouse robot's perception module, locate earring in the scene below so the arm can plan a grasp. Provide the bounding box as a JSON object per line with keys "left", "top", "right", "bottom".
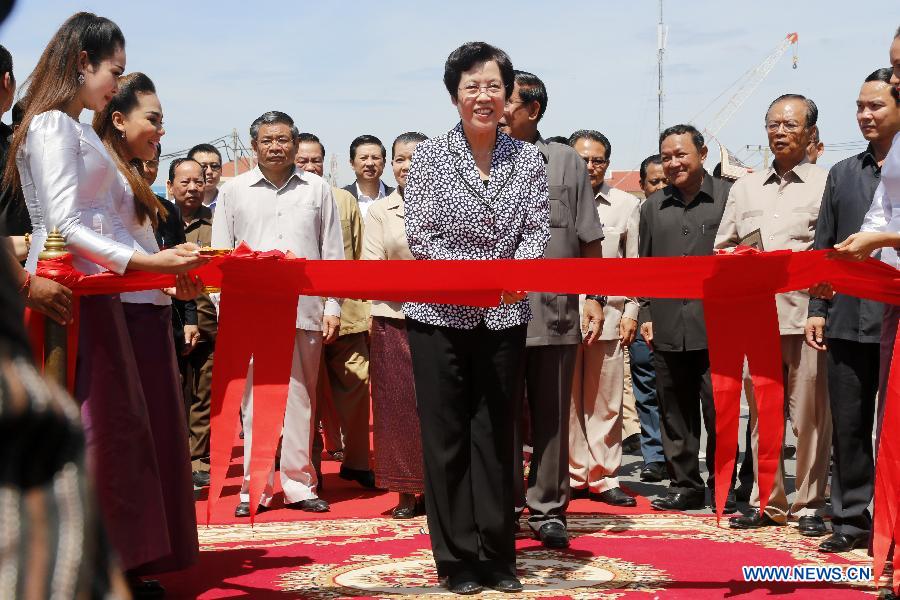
{"left": 76, "top": 73, "right": 85, "bottom": 86}
{"left": 120, "top": 131, "right": 126, "bottom": 141}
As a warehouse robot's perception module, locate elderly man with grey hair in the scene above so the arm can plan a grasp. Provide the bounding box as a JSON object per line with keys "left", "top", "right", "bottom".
{"left": 212, "top": 110, "right": 345, "bottom": 517}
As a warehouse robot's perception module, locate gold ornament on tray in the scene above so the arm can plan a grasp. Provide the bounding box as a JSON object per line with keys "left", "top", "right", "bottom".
{"left": 198, "top": 247, "right": 231, "bottom": 257}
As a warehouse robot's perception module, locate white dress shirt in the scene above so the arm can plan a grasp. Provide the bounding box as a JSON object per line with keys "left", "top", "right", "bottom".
{"left": 355, "top": 180, "right": 386, "bottom": 219}
{"left": 862, "top": 131, "right": 900, "bottom": 269}
{"left": 16, "top": 110, "right": 135, "bottom": 274}
{"left": 211, "top": 166, "right": 344, "bottom": 331}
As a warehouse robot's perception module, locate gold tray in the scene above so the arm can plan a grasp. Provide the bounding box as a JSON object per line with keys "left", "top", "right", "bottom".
{"left": 198, "top": 247, "right": 232, "bottom": 257}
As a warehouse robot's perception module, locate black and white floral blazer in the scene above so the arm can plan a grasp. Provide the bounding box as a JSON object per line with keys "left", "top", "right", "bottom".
{"left": 402, "top": 122, "right": 550, "bottom": 330}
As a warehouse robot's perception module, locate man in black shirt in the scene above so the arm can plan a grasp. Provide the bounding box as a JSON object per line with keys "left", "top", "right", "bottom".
{"left": 639, "top": 124, "right": 735, "bottom": 512}
{"left": 806, "top": 68, "right": 899, "bottom": 553}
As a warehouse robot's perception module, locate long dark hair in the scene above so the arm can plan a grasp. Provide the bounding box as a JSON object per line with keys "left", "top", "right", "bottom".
{"left": 93, "top": 72, "right": 167, "bottom": 228}
{"left": 3, "top": 12, "right": 125, "bottom": 191}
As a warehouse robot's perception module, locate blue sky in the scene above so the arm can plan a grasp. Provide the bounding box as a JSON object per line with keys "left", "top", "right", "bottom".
{"left": 2, "top": 1, "right": 895, "bottom": 187}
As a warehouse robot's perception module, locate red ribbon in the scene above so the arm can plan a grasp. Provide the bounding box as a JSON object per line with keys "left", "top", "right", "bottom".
{"left": 26, "top": 247, "right": 900, "bottom": 590}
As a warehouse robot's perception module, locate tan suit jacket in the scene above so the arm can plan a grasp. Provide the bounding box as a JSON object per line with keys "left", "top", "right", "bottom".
{"left": 715, "top": 161, "right": 827, "bottom": 334}
{"left": 331, "top": 187, "right": 370, "bottom": 335}
{"left": 362, "top": 190, "right": 413, "bottom": 319}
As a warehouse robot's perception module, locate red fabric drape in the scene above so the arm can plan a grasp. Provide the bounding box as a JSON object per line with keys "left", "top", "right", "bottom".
{"left": 874, "top": 323, "right": 900, "bottom": 591}
{"left": 26, "top": 247, "right": 900, "bottom": 591}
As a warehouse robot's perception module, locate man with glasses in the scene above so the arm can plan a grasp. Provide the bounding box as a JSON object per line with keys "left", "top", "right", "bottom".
{"left": 499, "top": 72, "right": 605, "bottom": 548}
{"left": 212, "top": 111, "right": 345, "bottom": 517}
{"left": 567, "top": 129, "right": 643, "bottom": 507}
{"left": 188, "top": 143, "right": 224, "bottom": 214}
{"left": 570, "top": 131, "right": 644, "bottom": 457}
{"left": 715, "top": 94, "right": 831, "bottom": 536}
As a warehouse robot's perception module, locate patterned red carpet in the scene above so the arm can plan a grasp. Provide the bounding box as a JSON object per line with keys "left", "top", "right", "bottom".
{"left": 157, "top": 451, "right": 878, "bottom": 598}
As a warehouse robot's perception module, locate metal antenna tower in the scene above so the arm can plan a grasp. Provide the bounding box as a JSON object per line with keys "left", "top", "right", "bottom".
{"left": 657, "top": 0, "right": 666, "bottom": 136}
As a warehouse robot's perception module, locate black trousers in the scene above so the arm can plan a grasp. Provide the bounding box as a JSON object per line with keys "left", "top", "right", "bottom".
{"left": 407, "top": 319, "right": 526, "bottom": 580}
{"left": 654, "top": 349, "right": 735, "bottom": 495}
{"left": 828, "top": 339, "right": 880, "bottom": 537}
{"left": 513, "top": 344, "right": 578, "bottom": 531}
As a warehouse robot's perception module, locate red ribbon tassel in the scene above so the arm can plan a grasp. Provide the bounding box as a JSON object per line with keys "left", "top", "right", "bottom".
{"left": 874, "top": 324, "right": 900, "bottom": 591}
{"left": 22, "top": 247, "right": 900, "bottom": 591}
{"left": 207, "top": 246, "right": 302, "bottom": 524}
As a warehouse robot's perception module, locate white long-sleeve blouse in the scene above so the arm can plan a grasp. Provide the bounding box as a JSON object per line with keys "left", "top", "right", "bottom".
{"left": 16, "top": 110, "right": 135, "bottom": 275}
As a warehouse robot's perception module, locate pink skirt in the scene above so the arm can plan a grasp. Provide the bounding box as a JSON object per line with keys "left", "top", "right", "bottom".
{"left": 370, "top": 316, "right": 424, "bottom": 493}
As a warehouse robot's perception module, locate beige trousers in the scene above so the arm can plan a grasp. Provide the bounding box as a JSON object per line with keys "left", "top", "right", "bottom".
{"left": 569, "top": 339, "right": 625, "bottom": 493}
{"left": 622, "top": 346, "right": 641, "bottom": 438}
{"left": 240, "top": 329, "right": 323, "bottom": 506}
{"left": 747, "top": 334, "right": 831, "bottom": 521}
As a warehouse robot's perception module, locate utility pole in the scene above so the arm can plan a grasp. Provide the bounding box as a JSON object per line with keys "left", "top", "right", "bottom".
{"left": 745, "top": 144, "right": 771, "bottom": 169}
{"left": 327, "top": 153, "right": 338, "bottom": 187}
{"left": 657, "top": 0, "right": 666, "bottom": 136}
{"left": 232, "top": 128, "right": 240, "bottom": 177}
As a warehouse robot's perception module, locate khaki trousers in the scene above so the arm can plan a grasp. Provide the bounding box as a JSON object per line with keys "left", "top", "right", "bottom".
{"left": 622, "top": 347, "right": 641, "bottom": 438}
{"left": 569, "top": 339, "right": 625, "bottom": 493}
{"left": 320, "top": 331, "right": 371, "bottom": 471}
{"left": 240, "top": 329, "right": 322, "bottom": 505}
{"left": 747, "top": 334, "right": 831, "bottom": 521}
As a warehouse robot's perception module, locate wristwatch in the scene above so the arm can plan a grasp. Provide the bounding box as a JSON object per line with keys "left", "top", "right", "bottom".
{"left": 585, "top": 294, "right": 607, "bottom": 306}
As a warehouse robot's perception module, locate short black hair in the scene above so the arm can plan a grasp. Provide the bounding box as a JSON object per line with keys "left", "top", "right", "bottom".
{"left": 298, "top": 132, "right": 325, "bottom": 156}
{"left": 659, "top": 124, "right": 704, "bottom": 152}
{"left": 639, "top": 154, "right": 663, "bottom": 183}
{"left": 168, "top": 157, "right": 202, "bottom": 182}
{"left": 866, "top": 67, "right": 900, "bottom": 103}
{"left": 349, "top": 134, "right": 386, "bottom": 160}
{"left": 391, "top": 132, "right": 428, "bottom": 159}
{"left": 545, "top": 135, "right": 568, "bottom": 145}
{"left": 895, "top": 25, "right": 900, "bottom": 38}
{"left": 11, "top": 99, "right": 25, "bottom": 126}
{"left": 513, "top": 70, "right": 548, "bottom": 121}
{"left": 187, "top": 143, "right": 222, "bottom": 162}
{"left": 250, "top": 110, "right": 299, "bottom": 141}
{"left": 443, "top": 42, "right": 515, "bottom": 100}
{"left": 766, "top": 94, "right": 818, "bottom": 127}
{"left": 567, "top": 129, "right": 612, "bottom": 159}
{"left": 0, "top": 44, "right": 12, "bottom": 84}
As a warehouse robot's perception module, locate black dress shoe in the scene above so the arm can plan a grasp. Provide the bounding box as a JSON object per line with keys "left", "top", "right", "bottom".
{"left": 339, "top": 466, "right": 377, "bottom": 489}
{"left": 650, "top": 491, "right": 705, "bottom": 511}
{"left": 818, "top": 532, "right": 869, "bottom": 553}
{"left": 734, "top": 485, "right": 751, "bottom": 503}
{"left": 640, "top": 461, "right": 667, "bottom": 482}
{"left": 570, "top": 487, "right": 590, "bottom": 499}
{"left": 797, "top": 515, "right": 827, "bottom": 537}
{"left": 126, "top": 575, "right": 165, "bottom": 600}
{"left": 192, "top": 470, "right": 210, "bottom": 487}
{"left": 622, "top": 433, "right": 641, "bottom": 454}
{"left": 710, "top": 490, "right": 738, "bottom": 514}
{"left": 446, "top": 575, "right": 482, "bottom": 595}
{"left": 728, "top": 510, "right": 782, "bottom": 529}
{"left": 537, "top": 522, "right": 569, "bottom": 548}
{"left": 234, "top": 501, "right": 251, "bottom": 518}
{"left": 593, "top": 487, "right": 637, "bottom": 507}
{"left": 484, "top": 573, "right": 523, "bottom": 593}
{"left": 287, "top": 498, "right": 330, "bottom": 513}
